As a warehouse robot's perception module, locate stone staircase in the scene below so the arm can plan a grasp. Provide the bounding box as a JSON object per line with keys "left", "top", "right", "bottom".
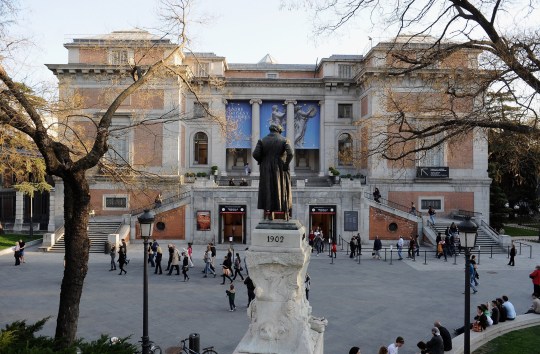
{"left": 48, "top": 221, "right": 122, "bottom": 253}
{"left": 430, "top": 222, "right": 505, "bottom": 253}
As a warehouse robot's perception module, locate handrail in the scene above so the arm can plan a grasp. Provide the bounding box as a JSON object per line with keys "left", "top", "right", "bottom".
{"left": 364, "top": 191, "right": 422, "bottom": 217}
{"left": 130, "top": 189, "right": 191, "bottom": 216}
{"left": 480, "top": 220, "right": 501, "bottom": 243}
{"left": 512, "top": 241, "right": 533, "bottom": 259}
{"left": 457, "top": 209, "right": 482, "bottom": 218}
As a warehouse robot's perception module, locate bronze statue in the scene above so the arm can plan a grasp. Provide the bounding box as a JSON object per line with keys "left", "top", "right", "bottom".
{"left": 252, "top": 124, "right": 294, "bottom": 220}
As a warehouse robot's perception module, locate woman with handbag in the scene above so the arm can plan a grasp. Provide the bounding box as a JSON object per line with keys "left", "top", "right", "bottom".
{"left": 221, "top": 255, "right": 234, "bottom": 284}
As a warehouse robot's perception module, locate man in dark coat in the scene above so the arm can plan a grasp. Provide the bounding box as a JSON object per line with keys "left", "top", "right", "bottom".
{"left": 419, "top": 327, "right": 444, "bottom": 354}
{"left": 434, "top": 321, "right": 452, "bottom": 351}
{"left": 253, "top": 124, "right": 294, "bottom": 220}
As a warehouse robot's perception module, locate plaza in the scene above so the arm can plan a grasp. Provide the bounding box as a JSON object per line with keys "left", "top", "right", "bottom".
{"left": 1, "top": 240, "right": 538, "bottom": 354}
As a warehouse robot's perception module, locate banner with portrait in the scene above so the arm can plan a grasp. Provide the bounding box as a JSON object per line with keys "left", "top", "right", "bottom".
{"left": 260, "top": 101, "right": 287, "bottom": 138}
{"left": 293, "top": 101, "right": 320, "bottom": 149}
{"left": 196, "top": 211, "right": 211, "bottom": 231}
{"left": 226, "top": 100, "right": 252, "bottom": 148}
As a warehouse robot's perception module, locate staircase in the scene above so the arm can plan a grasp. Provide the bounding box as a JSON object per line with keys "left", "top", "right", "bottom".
{"left": 430, "top": 222, "right": 505, "bottom": 253}
{"left": 49, "top": 221, "right": 122, "bottom": 253}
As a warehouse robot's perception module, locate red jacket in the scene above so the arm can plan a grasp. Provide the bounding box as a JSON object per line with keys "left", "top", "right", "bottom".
{"left": 531, "top": 269, "right": 540, "bottom": 285}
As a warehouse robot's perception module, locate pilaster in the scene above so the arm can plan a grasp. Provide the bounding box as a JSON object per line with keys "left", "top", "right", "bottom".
{"left": 285, "top": 99, "right": 297, "bottom": 176}
{"left": 250, "top": 99, "right": 262, "bottom": 176}
{"left": 13, "top": 191, "right": 24, "bottom": 231}
{"left": 318, "top": 100, "right": 325, "bottom": 176}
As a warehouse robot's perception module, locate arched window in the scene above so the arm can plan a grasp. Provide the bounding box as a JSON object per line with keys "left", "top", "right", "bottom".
{"left": 194, "top": 132, "right": 208, "bottom": 165}
{"left": 338, "top": 133, "right": 353, "bottom": 166}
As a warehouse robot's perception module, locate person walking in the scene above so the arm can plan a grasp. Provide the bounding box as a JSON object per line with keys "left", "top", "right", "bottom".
{"left": 187, "top": 242, "right": 194, "bottom": 267}
{"left": 18, "top": 239, "right": 26, "bottom": 263}
{"left": 203, "top": 249, "right": 216, "bottom": 278}
{"left": 121, "top": 239, "right": 128, "bottom": 260}
{"left": 415, "top": 235, "right": 420, "bottom": 257}
{"left": 470, "top": 255, "right": 479, "bottom": 286}
{"left": 221, "top": 255, "right": 234, "bottom": 284}
{"left": 387, "top": 336, "right": 405, "bottom": 354}
{"left": 373, "top": 236, "right": 382, "bottom": 260}
{"left": 118, "top": 246, "right": 127, "bottom": 275}
{"left": 151, "top": 239, "right": 159, "bottom": 265}
{"left": 232, "top": 253, "right": 245, "bottom": 281}
{"left": 530, "top": 265, "right": 540, "bottom": 294}
{"left": 350, "top": 235, "right": 357, "bottom": 258}
{"left": 109, "top": 244, "right": 117, "bottom": 271}
{"left": 181, "top": 252, "right": 190, "bottom": 281}
{"left": 508, "top": 243, "right": 516, "bottom": 266}
{"left": 397, "top": 236, "right": 404, "bottom": 260}
{"left": 305, "top": 273, "right": 311, "bottom": 300}
{"left": 407, "top": 236, "right": 415, "bottom": 260}
{"left": 167, "top": 245, "right": 180, "bottom": 276}
{"left": 410, "top": 202, "right": 417, "bottom": 216}
{"left": 154, "top": 246, "right": 163, "bottom": 274}
{"left": 147, "top": 244, "right": 155, "bottom": 268}
{"left": 226, "top": 284, "right": 236, "bottom": 311}
{"left": 244, "top": 276, "right": 256, "bottom": 307}
{"left": 13, "top": 241, "right": 21, "bottom": 266}
{"left": 166, "top": 244, "right": 174, "bottom": 271}
{"left": 428, "top": 206, "right": 436, "bottom": 225}
{"left": 331, "top": 241, "right": 337, "bottom": 258}
{"left": 467, "top": 261, "right": 478, "bottom": 294}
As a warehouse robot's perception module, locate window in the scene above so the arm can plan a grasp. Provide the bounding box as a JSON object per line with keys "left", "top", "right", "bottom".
{"left": 338, "top": 133, "right": 353, "bottom": 166}
{"left": 194, "top": 62, "right": 209, "bottom": 77}
{"left": 108, "top": 50, "right": 132, "bottom": 65}
{"left": 104, "top": 196, "right": 128, "bottom": 209}
{"left": 106, "top": 123, "right": 130, "bottom": 165}
{"left": 193, "top": 102, "right": 209, "bottom": 118}
{"left": 417, "top": 135, "right": 445, "bottom": 167}
{"left": 194, "top": 132, "right": 208, "bottom": 165}
{"left": 420, "top": 199, "right": 442, "bottom": 210}
{"left": 338, "top": 64, "right": 352, "bottom": 78}
{"left": 266, "top": 73, "right": 278, "bottom": 79}
{"left": 338, "top": 104, "right": 353, "bottom": 118}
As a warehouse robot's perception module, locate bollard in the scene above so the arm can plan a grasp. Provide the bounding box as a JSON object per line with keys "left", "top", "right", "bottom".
{"left": 390, "top": 250, "right": 393, "bottom": 265}
{"left": 453, "top": 252, "right": 457, "bottom": 265}
{"left": 189, "top": 333, "right": 200, "bottom": 353}
{"left": 424, "top": 250, "right": 427, "bottom": 265}
{"left": 358, "top": 252, "right": 361, "bottom": 265}
{"left": 490, "top": 245, "right": 493, "bottom": 259}
{"left": 478, "top": 248, "right": 481, "bottom": 265}
{"left": 519, "top": 242, "right": 522, "bottom": 255}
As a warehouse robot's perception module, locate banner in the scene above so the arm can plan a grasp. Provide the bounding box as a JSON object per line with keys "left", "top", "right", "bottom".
{"left": 294, "top": 101, "right": 320, "bottom": 149}
{"left": 260, "top": 101, "right": 287, "bottom": 138}
{"left": 226, "top": 101, "right": 252, "bottom": 148}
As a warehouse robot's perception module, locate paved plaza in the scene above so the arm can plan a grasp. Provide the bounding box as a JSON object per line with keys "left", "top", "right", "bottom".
{"left": 1, "top": 241, "right": 539, "bottom": 354}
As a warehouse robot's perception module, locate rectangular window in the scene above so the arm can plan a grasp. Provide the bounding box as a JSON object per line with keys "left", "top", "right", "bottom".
{"left": 194, "top": 63, "right": 209, "bottom": 77}
{"left": 194, "top": 102, "right": 209, "bottom": 118}
{"left": 107, "top": 127, "right": 130, "bottom": 165}
{"left": 338, "top": 104, "right": 353, "bottom": 118}
{"left": 266, "top": 73, "right": 278, "bottom": 79}
{"left": 104, "top": 196, "right": 128, "bottom": 209}
{"left": 338, "top": 64, "right": 352, "bottom": 78}
{"left": 420, "top": 199, "right": 442, "bottom": 210}
{"left": 108, "top": 50, "right": 132, "bottom": 65}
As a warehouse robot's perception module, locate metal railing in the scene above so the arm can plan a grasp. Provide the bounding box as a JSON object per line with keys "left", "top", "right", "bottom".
{"left": 130, "top": 189, "right": 191, "bottom": 216}
{"left": 363, "top": 191, "right": 422, "bottom": 217}
{"left": 511, "top": 241, "right": 533, "bottom": 259}
{"left": 456, "top": 209, "right": 482, "bottom": 218}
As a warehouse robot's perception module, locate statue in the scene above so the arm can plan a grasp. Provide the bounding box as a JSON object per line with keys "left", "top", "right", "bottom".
{"left": 252, "top": 124, "right": 294, "bottom": 220}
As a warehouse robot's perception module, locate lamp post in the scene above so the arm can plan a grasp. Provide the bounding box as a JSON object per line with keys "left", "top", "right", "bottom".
{"left": 458, "top": 217, "right": 478, "bottom": 354}
{"left": 138, "top": 209, "right": 155, "bottom": 354}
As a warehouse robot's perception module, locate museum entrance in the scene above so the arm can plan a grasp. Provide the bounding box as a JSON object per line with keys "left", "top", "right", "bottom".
{"left": 309, "top": 205, "right": 337, "bottom": 243}
{"left": 219, "top": 205, "right": 246, "bottom": 245}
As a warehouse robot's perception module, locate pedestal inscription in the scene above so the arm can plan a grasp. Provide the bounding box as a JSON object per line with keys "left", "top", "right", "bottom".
{"left": 233, "top": 220, "right": 327, "bottom": 354}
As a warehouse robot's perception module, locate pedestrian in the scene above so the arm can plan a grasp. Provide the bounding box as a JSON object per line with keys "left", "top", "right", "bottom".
{"left": 147, "top": 244, "right": 155, "bottom": 267}
{"left": 13, "top": 241, "right": 21, "bottom": 266}
{"left": 397, "top": 236, "right": 404, "bottom": 260}
{"left": 166, "top": 244, "right": 173, "bottom": 271}
{"left": 502, "top": 295, "right": 516, "bottom": 320}
{"left": 331, "top": 241, "right": 337, "bottom": 258}
{"left": 387, "top": 336, "right": 405, "bottom": 354}
{"left": 349, "top": 346, "right": 361, "bottom": 354}
{"left": 203, "top": 249, "right": 216, "bottom": 277}
{"left": 244, "top": 276, "right": 256, "bottom": 307}
{"left": 373, "top": 188, "right": 381, "bottom": 203}
{"left": 530, "top": 265, "right": 540, "bottom": 294}
{"left": 356, "top": 233, "right": 362, "bottom": 255}
{"left": 350, "top": 235, "right": 356, "bottom": 258}
{"left": 118, "top": 246, "right": 127, "bottom": 275}
{"left": 154, "top": 246, "right": 163, "bottom": 274}
{"left": 470, "top": 255, "right": 479, "bottom": 286}
{"left": 210, "top": 243, "right": 217, "bottom": 272}
{"left": 167, "top": 245, "right": 180, "bottom": 276}
{"left": 151, "top": 239, "right": 159, "bottom": 264}
{"left": 428, "top": 206, "right": 436, "bottom": 225}
{"left": 221, "top": 255, "right": 234, "bottom": 284}
{"left": 244, "top": 162, "right": 251, "bottom": 176}
{"left": 410, "top": 202, "right": 417, "bottom": 216}
{"left": 525, "top": 293, "right": 540, "bottom": 314}
{"left": 373, "top": 235, "right": 382, "bottom": 260}
{"left": 420, "top": 327, "right": 444, "bottom": 354}
{"left": 407, "top": 235, "right": 415, "bottom": 260}
{"left": 226, "top": 284, "right": 236, "bottom": 311}
{"left": 415, "top": 235, "right": 420, "bottom": 257}
{"left": 305, "top": 273, "right": 311, "bottom": 300}
{"left": 377, "top": 347, "right": 388, "bottom": 354}
{"left": 187, "top": 242, "right": 194, "bottom": 267}
{"left": 434, "top": 321, "right": 452, "bottom": 351}
{"left": 508, "top": 243, "right": 516, "bottom": 266}
{"left": 18, "top": 239, "right": 26, "bottom": 263}
{"left": 154, "top": 193, "right": 162, "bottom": 208}
{"left": 109, "top": 243, "right": 117, "bottom": 271}
{"left": 233, "top": 253, "right": 245, "bottom": 281}
{"left": 181, "top": 252, "right": 190, "bottom": 281}
{"left": 308, "top": 229, "right": 315, "bottom": 252}
{"left": 467, "top": 261, "right": 478, "bottom": 294}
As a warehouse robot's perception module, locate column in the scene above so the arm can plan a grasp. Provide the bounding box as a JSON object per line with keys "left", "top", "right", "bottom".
{"left": 318, "top": 100, "right": 325, "bottom": 176}
{"left": 13, "top": 191, "right": 23, "bottom": 231}
{"left": 221, "top": 98, "right": 228, "bottom": 177}
{"left": 250, "top": 99, "right": 262, "bottom": 177}
{"left": 285, "top": 99, "right": 297, "bottom": 176}
{"left": 47, "top": 188, "right": 56, "bottom": 232}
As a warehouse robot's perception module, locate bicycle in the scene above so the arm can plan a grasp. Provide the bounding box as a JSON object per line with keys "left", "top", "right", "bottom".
{"left": 176, "top": 337, "right": 217, "bottom": 354}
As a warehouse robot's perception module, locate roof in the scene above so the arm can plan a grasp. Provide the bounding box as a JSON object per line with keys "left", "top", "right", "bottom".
{"left": 68, "top": 29, "right": 173, "bottom": 45}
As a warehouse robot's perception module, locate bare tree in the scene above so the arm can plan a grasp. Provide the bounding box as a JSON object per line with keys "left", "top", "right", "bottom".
{"left": 0, "top": 0, "right": 224, "bottom": 347}
{"left": 295, "top": 0, "right": 540, "bottom": 162}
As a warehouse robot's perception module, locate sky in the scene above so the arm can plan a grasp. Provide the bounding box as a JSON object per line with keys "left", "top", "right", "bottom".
{"left": 9, "top": 0, "right": 376, "bottom": 85}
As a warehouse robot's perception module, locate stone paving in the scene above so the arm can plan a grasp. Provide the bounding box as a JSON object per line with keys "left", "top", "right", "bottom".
{"left": 1, "top": 240, "right": 538, "bottom": 354}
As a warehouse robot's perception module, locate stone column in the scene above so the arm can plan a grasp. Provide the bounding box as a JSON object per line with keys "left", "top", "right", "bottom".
{"left": 13, "top": 191, "right": 24, "bottom": 231}
{"left": 250, "top": 99, "right": 262, "bottom": 177}
{"left": 47, "top": 188, "right": 56, "bottom": 232}
{"left": 318, "top": 100, "right": 325, "bottom": 176}
{"left": 285, "top": 99, "right": 296, "bottom": 176}
{"left": 234, "top": 220, "right": 327, "bottom": 354}
{"left": 221, "top": 98, "right": 229, "bottom": 177}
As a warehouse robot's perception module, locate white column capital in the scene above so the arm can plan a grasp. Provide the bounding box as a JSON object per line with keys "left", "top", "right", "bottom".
{"left": 222, "top": 98, "right": 228, "bottom": 105}
{"left": 284, "top": 99, "right": 297, "bottom": 105}
{"left": 318, "top": 100, "right": 324, "bottom": 106}
{"left": 249, "top": 99, "right": 262, "bottom": 105}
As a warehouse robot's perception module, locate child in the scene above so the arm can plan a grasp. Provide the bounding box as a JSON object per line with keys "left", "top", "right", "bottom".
{"left": 226, "top": 284, "right": 236, "bottom": 311}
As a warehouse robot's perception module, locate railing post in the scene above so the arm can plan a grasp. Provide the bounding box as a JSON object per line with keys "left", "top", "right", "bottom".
{"left": 453, "top": 251, "right": 457, "bottom": 265}
{"left": 530, "top": 245, "right": 533, "bottom": 259}
{"left": 390, "top": 249, "right": 393, "bottom": 265}
{"left": 424, "top": 250, "right": 427, "bottom": 265}
{"left": 519, "top": 242, "right": 522, "bottom": 255}
{"left": 507, "top": 245, "right": 510, "bottom": 258}
{"left": 477, "top": 248, "right": 481, "bottom": 266}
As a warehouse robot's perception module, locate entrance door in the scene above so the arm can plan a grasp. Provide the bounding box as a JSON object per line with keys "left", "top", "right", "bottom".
{"left": 219, "top": 205, "right": 246, "bottom": 244}
{"left": 309, "top": 205, "right": 337, "bottom": 242}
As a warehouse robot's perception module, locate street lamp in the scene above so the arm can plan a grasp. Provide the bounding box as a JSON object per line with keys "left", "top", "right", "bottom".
{"left": 458, "top": 217, "right": 478, "bottom": 354}
{"left": 138, "top": 209, "right": 155, "bottom": 354}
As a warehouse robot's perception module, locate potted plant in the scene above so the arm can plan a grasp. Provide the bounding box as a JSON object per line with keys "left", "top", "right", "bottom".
{"left": 185, "top": 172, "right": 195, "bottom": 182}
{"left": 330, "top": 167, "right": 340, "bottom": 184}
{"left": 211, "top": 165, "right": 219, "bottom": 176}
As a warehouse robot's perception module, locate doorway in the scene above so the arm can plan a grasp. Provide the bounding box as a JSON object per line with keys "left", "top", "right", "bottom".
{"left": 309, "top": 205, "right": 337, "bottom": 242}
{"left": 219, "top": 205, "right": 246, "bottom": 244}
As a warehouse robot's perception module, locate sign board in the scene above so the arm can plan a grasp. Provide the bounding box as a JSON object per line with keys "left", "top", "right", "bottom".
{"left": 416, "top": 167, "right": 449, "bottom": 178}
{"left": 344, "top": 211, "right": 358, "bottom": 231}
{"left": 310, "top": 205, "right": 336, "bottom": 214}
{"left": 220, "top": 205, "right": 246, "bottom": 214}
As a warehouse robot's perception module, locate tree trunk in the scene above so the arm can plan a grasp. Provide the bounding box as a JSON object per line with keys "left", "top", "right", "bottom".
{"left": 55, "top": 171, "right": 90, "bottom": 346}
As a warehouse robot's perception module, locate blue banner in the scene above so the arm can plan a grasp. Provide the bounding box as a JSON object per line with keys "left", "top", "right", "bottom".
{"left": 260, "top": 101, "right": 287, "bottom": 138}
{"left": 226, "top": 101, "right": 252, "bottom": 148}
{"left": 294, "top": 101, "right": 319, "bottom": 149}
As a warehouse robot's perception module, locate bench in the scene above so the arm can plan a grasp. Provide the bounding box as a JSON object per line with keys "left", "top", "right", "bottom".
{"left": 448, "top": 313, "right": 540, "bottom": 354}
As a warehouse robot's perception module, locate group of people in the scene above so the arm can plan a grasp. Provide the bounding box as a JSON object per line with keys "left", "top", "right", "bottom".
{"left": 109, "top": 239, "right": 129, "bottom": 275}
{"left": 454, "top": 295, "right": 517, "bottom": 336}
{"left": 308, "top": 227, "right": 326, "bottom": 256}
{"left": 349, "top": 234, "right": 362, "bottom": 258}
{"left": 435, "top": 223, "right": 462, "bottom": 261}
{"left": 12, "top": 239, "right": 26, "bottom": 266}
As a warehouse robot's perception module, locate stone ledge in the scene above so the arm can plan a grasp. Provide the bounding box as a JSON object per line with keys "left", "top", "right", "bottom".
{"left": 448, "top": 314, "right": 540, "bottom": 354}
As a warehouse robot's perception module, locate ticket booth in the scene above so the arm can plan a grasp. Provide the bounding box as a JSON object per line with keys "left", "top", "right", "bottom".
{"left": 219, "top": 205, "right": 246, "bottom": 244}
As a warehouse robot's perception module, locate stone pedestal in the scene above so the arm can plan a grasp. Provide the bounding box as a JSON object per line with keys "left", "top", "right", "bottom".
{"left": 234, "top": 220, "right": 327, "bottom": 354}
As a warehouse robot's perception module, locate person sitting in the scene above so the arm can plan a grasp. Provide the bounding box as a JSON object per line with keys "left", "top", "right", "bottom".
{"left": 239, "top": 178, "right": 248, "bottom": 186}
{"left": 373, "top": 188, "right": 381, "bottom": 203}
{"left": 525, "top": 293, "right": 540, "bottom": 314}
{"left": 454, "top": 306, "right": 488, "bottom": 335}
{"left": 229, "top": 178, "right": 235, "bottom": 186}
